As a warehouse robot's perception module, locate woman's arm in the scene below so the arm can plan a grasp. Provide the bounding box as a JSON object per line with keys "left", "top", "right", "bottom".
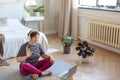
{"left": 41, "top": 54, "right": 52, "bottom": 58}
{"left": 16, "top": 49, "right": 32, "bottom": 62}
{"left": 16, "top": 56, "right": 29, "bottom": 62}
{"left": 41, "top": 54, "right": 55, "bottom": 63}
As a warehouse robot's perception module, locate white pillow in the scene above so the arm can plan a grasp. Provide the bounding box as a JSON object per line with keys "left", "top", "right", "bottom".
{"left": 7, "top": 18, "right": 23, "bottom": 27}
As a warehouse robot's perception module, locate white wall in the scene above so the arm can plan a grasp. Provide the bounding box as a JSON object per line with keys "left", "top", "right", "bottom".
{"left": 78, "top": 9, "right": 120, "bottom": 53}
{"left": 0, "top": 0, "right": 25, "bottom": 20}
{"left": 36, "top": 0, "right": 44, "bottom": 6}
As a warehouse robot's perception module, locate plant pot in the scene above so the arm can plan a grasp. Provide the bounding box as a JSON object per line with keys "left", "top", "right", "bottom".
{"left": 35, "top": 12, "right": 40, "bottom": 16}
{"left": 82, "top": 57, "right": 89, "bottom": 63}
{"left": 64, "top": 46, "right": 70, "bottom": 54}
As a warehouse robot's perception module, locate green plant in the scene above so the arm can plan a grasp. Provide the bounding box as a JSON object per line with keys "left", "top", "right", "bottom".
{"left": 61, "top": 35, "right": 73, "bottom": 47}
{"left": 33, "top": 5, "right": 45, "bottom": 15}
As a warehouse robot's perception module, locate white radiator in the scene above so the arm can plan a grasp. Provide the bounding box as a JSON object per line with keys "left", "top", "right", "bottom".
{"left": 88, "top": 21, "right": 120, "bottom": 49}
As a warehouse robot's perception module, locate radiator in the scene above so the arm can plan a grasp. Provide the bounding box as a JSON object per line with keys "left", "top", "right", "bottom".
{"left": 88, "top": 21, "right": 120, "bottom": 49}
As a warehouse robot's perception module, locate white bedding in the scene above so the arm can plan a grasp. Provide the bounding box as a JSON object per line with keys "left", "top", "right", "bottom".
{"left": 0, "top": 24, "right": 49, "bottom": 59}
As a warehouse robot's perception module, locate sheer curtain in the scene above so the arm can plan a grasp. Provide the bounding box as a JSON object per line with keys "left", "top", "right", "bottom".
{"left": 57, "top": 0, "right": 78, "bottom": 40}
{"left": 71, "top": 0, "right": 78, "bottom": 40}
{"left": 57, "top": 0, "right": 71, "bottom": 37}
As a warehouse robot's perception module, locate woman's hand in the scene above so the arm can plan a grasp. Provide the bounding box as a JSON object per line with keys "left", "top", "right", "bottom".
{"left": 26, "top": 49, "right": 32, "bottom": 58}
{"left": 41, "top": 54, "right": 55, "bottom": 64}
{"left": 16, "top": 49, "right": 32, "bottom": 63}
{"left": 50, "top": 56, "right": 55, "bottom": 63}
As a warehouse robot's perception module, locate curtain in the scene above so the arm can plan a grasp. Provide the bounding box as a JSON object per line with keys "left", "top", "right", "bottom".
{"left": 71, "top": 0, "right": 78, "bottom": 40}
{"left": 57, "top": 0, "right": 78, "bottom": 40}
{"left": 57, "top": 0, "right": 71, "bottom": 37}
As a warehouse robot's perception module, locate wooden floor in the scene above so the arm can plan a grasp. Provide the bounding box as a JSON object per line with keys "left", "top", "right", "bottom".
{"left": 0, "top": 34, "right": 120, "bottom": 80}
{"left": 46, "top": 34, "right": 120, "bottom": 80}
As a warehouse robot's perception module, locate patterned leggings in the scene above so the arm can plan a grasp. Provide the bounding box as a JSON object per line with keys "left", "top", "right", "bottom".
{"left": 20, "top": 58, "right": 53, "bottom": 76}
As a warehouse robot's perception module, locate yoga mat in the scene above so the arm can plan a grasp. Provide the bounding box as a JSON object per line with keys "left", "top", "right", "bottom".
{"left": 0, "top": 60, "right": 72, "bottom": 80}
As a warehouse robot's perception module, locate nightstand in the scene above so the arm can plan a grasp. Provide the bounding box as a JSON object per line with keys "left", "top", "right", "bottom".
{"left": 24, "top": 16, "right": 44, "bottom": 32}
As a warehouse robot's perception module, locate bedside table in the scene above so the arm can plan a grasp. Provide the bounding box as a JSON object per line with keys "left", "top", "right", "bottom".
{"left": 24, "top": 16, "right": 44, "bottom": 32}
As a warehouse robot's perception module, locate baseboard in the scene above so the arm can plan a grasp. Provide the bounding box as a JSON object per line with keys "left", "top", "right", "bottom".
{"left": 78, "top": 36, "right": 120, "bottom": 54}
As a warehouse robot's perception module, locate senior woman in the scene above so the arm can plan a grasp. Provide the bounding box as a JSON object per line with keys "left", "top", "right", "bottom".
{"left": 16, "top": 30, "right": 54, "bottom": 79}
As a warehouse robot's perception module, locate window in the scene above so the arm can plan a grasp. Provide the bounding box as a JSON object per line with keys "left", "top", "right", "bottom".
{"left": 78, "top": 0, "right": 120, "bottom": 11}
{"left": 80, "top": 0, "right": 96, "bottom": 6}
{"left": 98, "top": 0, "right": 117, "bottom": 6}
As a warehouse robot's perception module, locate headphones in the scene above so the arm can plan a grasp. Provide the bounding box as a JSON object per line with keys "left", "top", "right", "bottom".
{"left": 27, "top": 30, "right": 39, "bottom": 40}
{"left": 28, "top": 30, "right": 34, "bottom": 40}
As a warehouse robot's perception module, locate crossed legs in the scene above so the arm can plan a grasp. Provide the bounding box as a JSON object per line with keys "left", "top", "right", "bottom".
{"left": 20, "top": 58, "right": 53, "bottom": 77}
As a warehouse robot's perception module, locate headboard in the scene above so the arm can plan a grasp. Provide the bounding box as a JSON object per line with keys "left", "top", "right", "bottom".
{"left": 0, "top": 0, "right": 25, "bottom": 21}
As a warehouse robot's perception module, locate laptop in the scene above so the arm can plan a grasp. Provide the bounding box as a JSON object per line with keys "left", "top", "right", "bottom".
{"left": 58, "top": 65, "right": 77, "bottom": 79}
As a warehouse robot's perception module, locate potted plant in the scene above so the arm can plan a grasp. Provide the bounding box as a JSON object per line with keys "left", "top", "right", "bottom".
{"left": 76, "top": 41, "right": 96, "bottom": 63}
{"left": 33, "top": 5, "right": 45, "bottom": 16}
{"left": 61, "top": 35, "right": 73, "bottom": 54}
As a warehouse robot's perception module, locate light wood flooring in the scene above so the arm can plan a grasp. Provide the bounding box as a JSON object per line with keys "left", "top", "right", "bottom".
{"left": 0, "top": 34, "right": 120, "bottom": 80}
{"left": 46, "top": 34, "right": 120, "bottom": 80}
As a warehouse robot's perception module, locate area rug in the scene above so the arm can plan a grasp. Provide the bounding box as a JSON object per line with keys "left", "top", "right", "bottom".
{"left": 45, "top": 48, "right": 59, "bottom": 54}
{"left": 0, "top": 60, "right": 72, "bottom": 80}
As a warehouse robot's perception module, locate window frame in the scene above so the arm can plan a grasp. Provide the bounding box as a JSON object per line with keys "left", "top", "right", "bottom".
{"left": 78, "top": 0, "right": 120, "bottom": 12}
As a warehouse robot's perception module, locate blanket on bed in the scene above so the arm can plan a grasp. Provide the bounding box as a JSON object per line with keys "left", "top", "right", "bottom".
{"left": 0, "top": 33, "right": 4, "bottom": 56}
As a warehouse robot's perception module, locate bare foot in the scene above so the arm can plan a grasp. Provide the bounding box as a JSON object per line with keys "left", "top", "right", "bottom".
{"left": 31, "top": 74, "right": 39, "bottom": 79}
{"left": 42, "top": 71, "right": 52, "bottom": 76}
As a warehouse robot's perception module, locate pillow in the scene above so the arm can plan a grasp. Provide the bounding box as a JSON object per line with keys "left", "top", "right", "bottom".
{"left": 7, "top": 18, "right": 23, "bottom": 27}
{"left": 0, "top": 18, "right": 23, "bottom": 27}
{"left": 0, "top": 17, "right": 8, "bottom": 27}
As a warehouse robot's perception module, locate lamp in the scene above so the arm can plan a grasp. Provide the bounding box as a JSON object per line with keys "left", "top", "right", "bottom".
{"left": 24, "top": 0, "right": 37, "bottom": 16}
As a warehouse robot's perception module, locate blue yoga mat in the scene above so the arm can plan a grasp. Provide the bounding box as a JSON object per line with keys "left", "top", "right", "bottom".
{"left": 0, "top": 60, "right": 72, "bottom": 80}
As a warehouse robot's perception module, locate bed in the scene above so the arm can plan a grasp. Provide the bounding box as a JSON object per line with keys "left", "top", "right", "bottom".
{"left": 0, "top": 18, "right": 49, "bottom": 59}
{"left": 0, "top": 0, "right": 49, "bottom": 59}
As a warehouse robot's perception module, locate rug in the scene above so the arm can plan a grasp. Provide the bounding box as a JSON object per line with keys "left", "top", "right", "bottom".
{"left": 0, "top": 60, "right": 72, "bottom": 80}
{"left": 45, "top": 48, "right": 59, "bottom": 54}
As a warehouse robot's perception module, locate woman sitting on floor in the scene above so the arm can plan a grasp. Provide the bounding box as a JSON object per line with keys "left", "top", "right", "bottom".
{"left": 16, "top": 30, "right": 54, "bottom": 79}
